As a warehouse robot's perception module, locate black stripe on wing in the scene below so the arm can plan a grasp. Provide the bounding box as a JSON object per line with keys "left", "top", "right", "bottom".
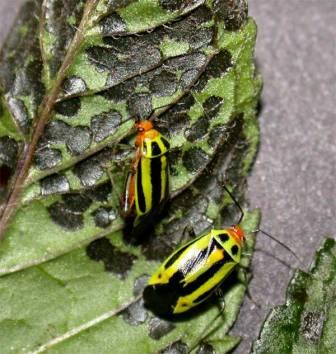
{"left": 137, "top": 160, "right": 146, "bottom": 213}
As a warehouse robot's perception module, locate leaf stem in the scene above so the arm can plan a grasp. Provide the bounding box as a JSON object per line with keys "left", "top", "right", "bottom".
{"left": 0, "top": 0, "right": 99, "bottom": 241}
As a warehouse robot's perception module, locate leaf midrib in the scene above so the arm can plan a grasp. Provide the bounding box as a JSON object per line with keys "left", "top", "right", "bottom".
{"left": 0, "top": 0, "right": 100, "bottom": 242}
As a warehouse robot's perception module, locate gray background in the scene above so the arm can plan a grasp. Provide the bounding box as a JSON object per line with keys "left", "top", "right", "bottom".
{"left": 0, "top": 1, "right": 335, "bottom": 353}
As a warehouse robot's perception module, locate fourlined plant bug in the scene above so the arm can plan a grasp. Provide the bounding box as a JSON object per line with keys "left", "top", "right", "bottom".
{"left": 143, "top": 185, "right": 299, "bottom": 316}
{"left": 143, "top": 225, "right": 245, "bottom": 316}
{"left": 122, "top": 119, "right": 170, "bottom": 231}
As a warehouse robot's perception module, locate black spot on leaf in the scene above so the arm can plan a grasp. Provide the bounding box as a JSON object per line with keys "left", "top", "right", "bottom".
{"left": 6, "top": 97, "right": 30, "bottom": 134}
{"left": 0, "top": 167, "right": 9, "bottom": 190}
{"left": 196, "top": 342, "right": 215, "bottom": 354}
{"left": 105, "top": 0, "right": 134, "bottom": 10}
{"left": 86, "top": 46, "right": 118, "bottom": 72}
{"left": 100, "top": 12, "right": 127, "bottom": 34}
{"left": 54, "top": 97, "right": 81, "bottom": 117}
{"left": 0, "top": 0, "right": 43, "bottom": 110}
{"left": 180, "top": 69, "right": 200, "bottom": 89}
{"left": 73, "top": 159, "right": 104, "bottom": 187}
{"left": 34, "top": 147, "right": 62, "bottom": 170}
{"left": 62, "top": 194, "right": 92, "bottom": 213}
{"left": 193, "top": 51, "right": 232, "bottom": 92}
{"left": 100, "top": 80, "right": 135, "bottom": 102}
{"left": 173, "top": 189, "right": 195, "bottom": 210}
{"left": 149, "top": 70, "right": 177, "bottom": 97}
{"left": 159, "top": 0, "right": 203, "bottom": 13}
{"left": 91, "top": 110, "right": 121, "bottom": 142}
{"left": 42, "top": 0, "right": 84, "bottom": 77}
{"left": 121, "top": 298, "right": 147, "bottom": 326}
{"left": 191, "top": 5, "right": 213, "bottom": 23}
{"left": 291, "top": 285, "right": 308, "bottom": 303}
{"left": 159, "top": 0, "right": 184, "bottom": 11}
{"left": 182, "top": 147, "right": 209, "bottom": 173}
{"left": 162, "top": 7, "right": 214, "bottom": 50}
{"left": 133, "top": 275, "right": 150, "bottom": 296}
{"left": 41, "top": 120, "right": 72, "bottom": 145}
{"left": 20, "top": 57, "right": 45, "bottom": 110}
{"left": 85, "top": 181, "right": 112, "bottom": 202}
{"left": 92, "top": 207, "right": 116, "bottom": 228}
{"left": 160, "top": 94, "right": 194, "bottom": 135}
{"left": 0, "top": 137, "right": 18, "bottom": 169}
{"left": 193, "top": 74, "right": 208, "bottom": 92}
{"left": 213, "top": 0, "right": 248, "bottom": 31}
{"left": 203, "top": 96, "right": 223, "bottom": 118}
{"left": 166, "top": 52, "right": 207, "bottom": 72}
{"left": 149, "top": 317, "right": 175, "bottom": 340}
{"left": 48, "top": 202, "right": 84, "bottom": 230}
{"left": 178, "top": 93, "right": 195, "bottom": 109}
{"left": 86, "top": 237, "right": 137, "bottom": 278}
{"left": 62, "top": 76, "right": 87, "bottom": 95}
{"left": 0, "top": 165, "right": 12, "bottom": 195}
{"left": 127, "top": 93, "right": 152, "bottom": 119}
{"left": 189, "top": 27, "right": 213, "bottom": 50}
{"left": 207, "top": 124, "right": 228, "bottom": 148}
{"left": 206, "top": 50, "right": 233, "bottom": 78}
{"left": 165, "top": 109, "right": 191, "bottom": 136}
{"left": 40, "top": 174, "right": 70, "bottom": 196}
{"left": 169, "top": 148, "right": 183, "bottom": 176}
{"left": 66, "top": 126, "right": 92, "bottom": 155}
{"left": 89, "top": 35, "right": 162, "bottom": 86}
{"left": 142, "top": 233, "right": 176, "bottom": 262}
{"left": 185, "top": 116, "right": 209, "bottom": 142}
{"left": 161, "top": 340, "right": 188, "bottom": 354}
{"left": 301, "top": 311, "right": 325, "bottom": 344}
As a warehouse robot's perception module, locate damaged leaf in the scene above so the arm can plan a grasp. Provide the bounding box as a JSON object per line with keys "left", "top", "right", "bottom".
{"left": 0, "top": 0, "right": 261, "bottom": 352}
{"left": 253, "top": 238, "right": 336, "bottom": 354}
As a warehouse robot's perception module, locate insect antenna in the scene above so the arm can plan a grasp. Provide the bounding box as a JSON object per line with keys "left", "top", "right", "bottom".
{"left": 221, "top": 182, "right": 301, "bottom": 264}
{"left": 150, "top": 114, "right": 169, "bottom": 129}
{"left": 120, "top": 115, "right": 138, "bottom": 126}
{"left": 253, "top": 228, "right": 302, "bottom": 265}
{"left": 242, "top": 248, "right": 295, "bottom": 270}
{"left": 222, "top": 184, "right": 244, "bottom": 225}
{"left": 120, "top": 101, "right": 174, "bottom": 127}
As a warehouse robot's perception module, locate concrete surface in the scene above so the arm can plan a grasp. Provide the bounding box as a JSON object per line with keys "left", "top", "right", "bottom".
{"left": 233, "top": 1, "right": 336, "bottom": 352}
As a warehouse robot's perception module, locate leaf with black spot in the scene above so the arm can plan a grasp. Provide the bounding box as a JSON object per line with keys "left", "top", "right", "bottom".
{"left": 253, "top": 238, "right": 336, "bottom": 354}
{"left": 0, "top": 1, "right": 262, "bottom": 353}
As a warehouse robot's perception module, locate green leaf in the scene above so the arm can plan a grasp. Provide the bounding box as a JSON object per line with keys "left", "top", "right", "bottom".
{"left": 0, "top": 0, "right": 261, "bottom": 352}
{"left": 0, "top": 212, "right": 260, "bottom": 354}
{"left": 253, "top": 238, "right": 336, "bottom": 354}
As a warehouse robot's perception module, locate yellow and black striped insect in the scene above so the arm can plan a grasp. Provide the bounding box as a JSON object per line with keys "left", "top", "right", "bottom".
{"left": 143, "top": 183, "right": 299, "bottom": 316}
{"left": 143, "top": 224, "right": 245, "bottom": 316}
{"left": 123, "top": 120, "right": 170, "bottom": 227}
